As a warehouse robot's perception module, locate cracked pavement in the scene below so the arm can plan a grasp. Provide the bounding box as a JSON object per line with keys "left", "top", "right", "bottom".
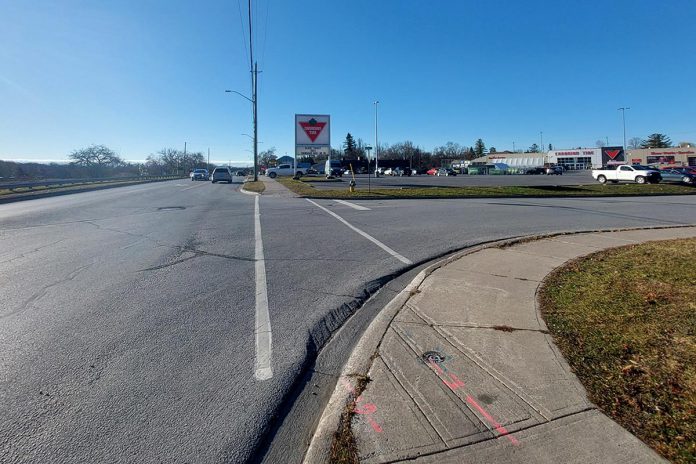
{"left": 1, "top": 179, "right": 695, "bottom": 463}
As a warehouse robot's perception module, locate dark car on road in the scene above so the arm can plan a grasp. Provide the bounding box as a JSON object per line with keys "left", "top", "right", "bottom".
{"left": 659, "top": 168, "right": 696, "bottom": 184}
{"left": 190, "top": 168, "right": 209, "bottom": 181}
{"left": 211, "top": 167, "right": 232, "bottom": 183}
{"left": 436, "top": 168, "right": 456, "bottom": 176}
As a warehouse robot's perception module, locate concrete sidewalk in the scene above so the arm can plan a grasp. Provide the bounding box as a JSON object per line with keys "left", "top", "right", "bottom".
{"left": 255, "top": 176, "right": 299, "bottom": 197}
{"left": 306, "top": 226, "right": 696, "bottom": 463}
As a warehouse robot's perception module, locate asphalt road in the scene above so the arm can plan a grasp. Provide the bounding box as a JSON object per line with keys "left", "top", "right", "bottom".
{"left": 304, "top": 171, "right": 593, "bottom": 189}
{"left": 2, "top": 178, "right": 695, "bottom": 463}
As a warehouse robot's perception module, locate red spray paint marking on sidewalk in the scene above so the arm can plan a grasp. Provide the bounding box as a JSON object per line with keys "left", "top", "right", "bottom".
{"left": 427, "top": 360, "right": 519, "bottom": 445}
{"left": 341, "top": 378, "right": 383, "bottom": 433}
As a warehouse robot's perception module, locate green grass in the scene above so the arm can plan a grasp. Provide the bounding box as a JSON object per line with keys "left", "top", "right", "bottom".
{"left": 276, "top": 176, "right": 696, "bottom": 199}
{"left": 243, "top": 180, "right": 265, "bottom": 193}
{"left": 539, "top": 239, "right": 696, "bottom": 463}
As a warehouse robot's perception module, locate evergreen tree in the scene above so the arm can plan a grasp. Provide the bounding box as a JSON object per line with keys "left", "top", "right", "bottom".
{"left": 343, "top": 133, "right": 357, "bottom": 157}
{"left": 474, "top": 138, "right": 486, "bottom": 157}
{"left": 641, "top": 133, "right": 672, "bottom": 148}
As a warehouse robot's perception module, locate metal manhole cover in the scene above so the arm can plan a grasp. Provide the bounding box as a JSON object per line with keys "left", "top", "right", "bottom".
{"left": 422, "top": 351, "right": 446, "bottom": 364}
{"left": 157, "top": 206, "right": 186, "bottom": 211}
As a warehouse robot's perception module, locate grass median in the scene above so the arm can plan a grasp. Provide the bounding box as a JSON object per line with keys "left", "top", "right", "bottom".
{"left": 539, "top": 238, "right": 696, "bottom": 463}
{"left": 276, "top": 177, "right": 696, "bottom": 199}
{"left": 242, "top": 180, "right": 265, "bottom": 193}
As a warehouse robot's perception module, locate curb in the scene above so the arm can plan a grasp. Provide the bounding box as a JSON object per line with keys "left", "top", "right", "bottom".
{"left": 302, "top": 224, "right": 696, "bottom": 463}
{"left": 240, "top": 187, "right": 260, "bottom": 196}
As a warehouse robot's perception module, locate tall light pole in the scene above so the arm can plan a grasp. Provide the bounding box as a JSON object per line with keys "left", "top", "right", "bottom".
{"left": 540, "top": 131, "right": 543, "bottom": 153}
{"left": 365, "top": 146, "right": 372, "bottom": 192}
{"left": 618, "top": 107, "right": 630, "bottom": 153}
{"left": 512, "top": 141, "right": 516, "bottom": 153}
{"left": 374, "top": 100, "right": 379, "bottom": 176}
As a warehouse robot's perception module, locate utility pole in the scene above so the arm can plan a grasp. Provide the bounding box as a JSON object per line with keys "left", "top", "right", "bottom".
{"left": 513, "top": 141, "right": 516, "bottom": 153}
{"left": 247, "top": 0, "right": 259, "bottom": 181}
{"left": 605, "top": 136, "right": 609, "bottom": 147}
{"left": 374, "top": 101, "right": 379, "bottom": 176}
{"left": 207, "top": 147, "right": 210, "bottom": 172}
{"left": 618, "top": 107, "right": 630, "bottom": 153}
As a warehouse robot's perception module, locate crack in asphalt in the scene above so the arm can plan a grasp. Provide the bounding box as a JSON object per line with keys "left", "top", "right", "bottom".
{"left": 0, "top": 238, "right": 67, "bottom": 264}
{"left": 2, "top": 261, "right": 96, "bottom": 319}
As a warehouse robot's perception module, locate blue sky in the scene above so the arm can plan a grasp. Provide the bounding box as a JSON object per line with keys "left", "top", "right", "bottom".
{"left": 1, "top": 0, "right": 695, "bottom": 164}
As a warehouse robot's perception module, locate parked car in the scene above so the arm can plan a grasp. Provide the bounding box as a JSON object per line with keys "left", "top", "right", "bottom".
{"left": 310, "top": 163, "right": 325, "bottom": 175}
{"left": 426, "top": 168, "right": 438, "bottom": 175}
{"left": 592, "top": 165, "right": 661, "bottom": 184}
{"left": 658, "top": 168, "right": 696, "bottom": 184}
{"left": 234, "top": 170, "right": 246, "bottom": 176}
{"left": 325, "top": 159, "right": 343, "bottom": 177}
{"left": 524, "top": 167, "right": 545, "bottom": 175}
{"left": 437, "top": 168, "right": 457, "bottom": 176}
{"left": 545, "top": 166, "right": 564, "bottom": 175}
{"left": 265, "top": 164, "right": 305, "bottom": 178}
{"left": 190, "top": 168, "right": 209, "bottom": 181}
{"left": 211, "top": 167, "right": 232, "bottom": 183}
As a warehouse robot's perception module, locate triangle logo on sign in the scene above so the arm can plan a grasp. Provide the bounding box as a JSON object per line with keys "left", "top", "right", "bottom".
{"left": 299, "top": 118, "right": 327, "bottom": 142}
{"left": 605, "top": 149, "right": 621, "bottom": 160}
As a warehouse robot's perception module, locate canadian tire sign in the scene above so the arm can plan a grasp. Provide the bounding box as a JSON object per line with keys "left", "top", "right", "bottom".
{"left": 295, "top": 114, "right": 330, "bottom": 157}
{"left": 602, "top": 146, "right": 625, "bottom": 164}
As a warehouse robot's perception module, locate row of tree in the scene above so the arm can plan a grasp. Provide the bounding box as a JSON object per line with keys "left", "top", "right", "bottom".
{"left": 595, "top": 133, "right": 675, "bottom": 149}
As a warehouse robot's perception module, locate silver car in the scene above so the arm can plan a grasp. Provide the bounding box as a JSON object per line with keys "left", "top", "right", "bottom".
{"left": 211, "top": 167, "right": 232, "bottom": 183}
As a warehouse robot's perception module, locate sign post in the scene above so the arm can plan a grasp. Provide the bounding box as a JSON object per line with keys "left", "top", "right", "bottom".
{"left": 295, "top": 114, "right": 331, "bottom": 175}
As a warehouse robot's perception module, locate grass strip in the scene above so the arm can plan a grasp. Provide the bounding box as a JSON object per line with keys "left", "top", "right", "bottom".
{"left": 276, "top": 177, "right": 696, "bottom": 199}
{"left": 242, "top": 180, "right": 265, "bottom": 193}
{"left": 539, "top": 238, "right": 696, "bottom": 463}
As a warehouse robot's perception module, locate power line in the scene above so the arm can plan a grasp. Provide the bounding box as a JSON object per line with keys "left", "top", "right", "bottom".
{"left": 260, "top": 0, "right": 271, "bottom": 66}
{"left": 236, "top": 0, "right": 250, "bottom": 66}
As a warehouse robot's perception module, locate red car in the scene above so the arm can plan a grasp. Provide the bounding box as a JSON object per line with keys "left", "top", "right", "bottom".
{"left": 426, "top": 168, "right": 438, "bottom": 175}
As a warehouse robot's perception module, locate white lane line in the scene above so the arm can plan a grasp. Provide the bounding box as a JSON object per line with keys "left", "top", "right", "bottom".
{"left": 182, "top": 184, "right": 204, "bottom": 191}
{"left": 334, "top": 199, "right": 371, "bottom": 211}
{"left": 254, "top": 195, "right": 273, "bottom": 381}
{"left": 306, "top": 199, "right": 413, "bottom": 265}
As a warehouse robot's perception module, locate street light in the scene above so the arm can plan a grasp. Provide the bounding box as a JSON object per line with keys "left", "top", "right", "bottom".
{"left": 365, "top": 146, "right": 372, "bottom": 192}
{"left": 618, "top": 107, "right": 630, "bottom": 153}
{"left": 226, "top": 87, "right": 258, "bottom": 181}
{"left": 241, "top": 134, "right": 263, "bottom": 143}
{"left": 374, "top": 101, "right": 379, "bottom": 176}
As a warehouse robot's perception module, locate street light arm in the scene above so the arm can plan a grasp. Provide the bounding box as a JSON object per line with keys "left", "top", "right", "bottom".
{"left": 225, "top": 90, "right": 254, "bottom": 103}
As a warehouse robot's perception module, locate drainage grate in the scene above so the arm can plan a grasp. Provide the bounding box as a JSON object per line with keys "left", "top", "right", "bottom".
{"left": 422, "top": 351, "right": 446, "bottom": 364}
{"left": 157, "top": 206, "right": 186, "bottom": 211}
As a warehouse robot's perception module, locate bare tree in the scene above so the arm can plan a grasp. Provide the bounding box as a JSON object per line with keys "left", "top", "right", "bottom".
{"left": 628, "top": 137, "right": 643, "bottom": 149}
{"left": 69, "top": 145, "right": 123, "bottom": 167}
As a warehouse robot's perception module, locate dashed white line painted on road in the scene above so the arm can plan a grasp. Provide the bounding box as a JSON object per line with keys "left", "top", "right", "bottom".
{"left": 334, "top": 200, "right": 371, "bottom": 211}
{"left": 254, "top": 195, "right": 273, "bottom": 381}
{"left": 182, "top": 184, "right": 205, "bottom": 191}
{"left": 306, "top": 199, "right": 413, "bottom": 265}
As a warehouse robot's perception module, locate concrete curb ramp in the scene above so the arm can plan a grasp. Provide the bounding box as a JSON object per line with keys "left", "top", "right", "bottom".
{"left": 305, "top": 226, "right": 696, "bottom": 463}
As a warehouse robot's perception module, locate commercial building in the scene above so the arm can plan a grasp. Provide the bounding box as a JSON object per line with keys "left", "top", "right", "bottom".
{"left": 471, "top": 146, "right": 696, "bottom": 170}
{"left": 626, "top": 147, "right": 696, "bottom": 167}
{"left": 472, "top": 148, "right": 603, "bottom": 170}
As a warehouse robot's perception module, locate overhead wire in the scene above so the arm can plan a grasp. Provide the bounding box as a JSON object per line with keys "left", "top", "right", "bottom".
{"left": 236, "top": 0, "right": 250, "bottom": 69}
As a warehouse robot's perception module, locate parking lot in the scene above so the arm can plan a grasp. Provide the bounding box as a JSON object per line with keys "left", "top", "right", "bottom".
{"left": 304, "top": 171, "right": 594, "bottom": 190}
